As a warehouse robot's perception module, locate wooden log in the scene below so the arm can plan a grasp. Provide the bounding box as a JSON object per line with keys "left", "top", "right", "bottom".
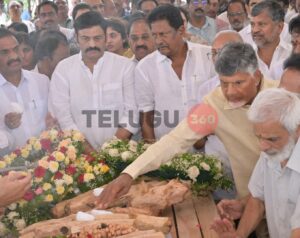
{"left": 173, "top": 196, "right": 203, "bottom": 238}
{"left": 193, "top": 195, "right": 219, "bottom": 238}
{"left": 134, "top": 214, "right": 171, "bottom": 234}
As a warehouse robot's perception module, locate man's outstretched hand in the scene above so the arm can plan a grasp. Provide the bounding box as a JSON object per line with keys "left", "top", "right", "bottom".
{"left": 96, "top": 173, "right": 133, "bottom": 209}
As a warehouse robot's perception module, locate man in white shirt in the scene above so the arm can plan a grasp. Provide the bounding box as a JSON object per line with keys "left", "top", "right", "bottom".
{"left": 6, "top": 0, "right": 35, "bottom": 32}
{"left": 49, "top": 11, "right": 138, "bottom": 151}
{"left": 0, "top": 28, "right": 49, "bottom": 153}
{"left": 127, "top": 12, "right": 156, "bottom": 63}
{"left": 37, "top": 1, "right": 74, "bottom": 41}
{"left": 240, "top": 0, "right": 291, "bottom": 44}
{"left": 227, "top": 0, "right": 249, "bottom": 32}
{"left": 211, "top": 88, "right": 300, "bottom": 238}
{"left": 135, "top": 5, "right": 216, "bottom": 143}
{"left": 243, "top": 0, "right": 292, "bottom": 80}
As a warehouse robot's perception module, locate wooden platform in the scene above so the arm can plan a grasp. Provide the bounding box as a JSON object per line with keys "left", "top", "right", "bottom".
{"left": 162, "top": 194, "right": 220, "bottom": 238}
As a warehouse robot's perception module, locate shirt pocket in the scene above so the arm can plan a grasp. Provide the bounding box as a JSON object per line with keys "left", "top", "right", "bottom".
{"left": 101, "top": 83, "right": 123, "bottom": 107}
{"left": 27, "top": 98, "right": 47, "bottom": 125}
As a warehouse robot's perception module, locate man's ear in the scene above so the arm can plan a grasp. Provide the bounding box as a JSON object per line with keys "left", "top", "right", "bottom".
{"left": 177, "top": 25, "right": 185, "bottom": 37}
{"left": 296, "top": 125, "right": 300, "bottom": 139}
{"left": 254, "top": 69, "right": 262, "bottom": 86}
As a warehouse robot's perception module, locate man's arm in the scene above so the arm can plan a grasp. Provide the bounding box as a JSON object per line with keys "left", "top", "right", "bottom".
{"left": 97, "top": 117, "right": 208, "bottom": 208}
{"left": 140, "top": 111, "right": 156, "bottom": 143}
{"left": 236, "top": 196, "right": 265, "bottom": 238}
{"left": 291, "top": 228, "right": 300, "bottom": 238}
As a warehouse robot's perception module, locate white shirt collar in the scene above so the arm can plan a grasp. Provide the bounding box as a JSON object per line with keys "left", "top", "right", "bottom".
{"left": 155, "top": 41, "right": 194, "bottom": 64}
{"left": 286, "top": 138, "right": 300, "bottom": 173}
{"left": 0, "top": 69, "right": 27, "bottom": 87}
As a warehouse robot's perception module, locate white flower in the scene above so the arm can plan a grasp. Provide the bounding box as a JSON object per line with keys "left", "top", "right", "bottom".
{"left": 14, "top": 219, "right": 26, "bottom": 230}
{"left": 187, "top": 166, "right": 200, "bottom": 182}
{"left": 214, "top": 173, "right": 223, "bottom": 180}
{"left": 128, "top": 140, "right": 138, "bottom": 152}
{"left": 7, "top": 203, "right": 17, "bottom": 211}
{"left": 216, "top": 161, "right": 222, "bottom": 171}
{"left": 54, "top": 179, "right": 65, "bottom": 186}
{"left": 101, "top": 142, "right": 110, "bottom": 150}
{"left": 0, "top": 222, "right": 6, "bottom": 235}
{"left": 121, "top": 151, "right": 133, "bottom": 161}
{"left": 7, "top": 211, "right": 19, "bottom": 220}
{"left": 200, "top": 162, "right": 211, "bottom": 171}
{"left": 108, "top": 148, "right": 119, "bottom": 157}
{"left": 142, "top": 143, "right": 151, "bottom": 150}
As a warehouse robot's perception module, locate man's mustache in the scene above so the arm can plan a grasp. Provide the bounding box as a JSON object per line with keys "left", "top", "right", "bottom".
{"left": 135, "top": 45, "right": 148, "bottom": 51}
{"left": 85, "top": 47, "right": 101, "bottom": 53}
{"left": 7, "top": 58, "right": 21, "bottom": 66}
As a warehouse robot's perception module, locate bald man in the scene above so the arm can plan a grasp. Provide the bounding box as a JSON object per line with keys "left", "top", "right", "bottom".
{"left": 205, "top": 30, "right": 243, "bottom": 200}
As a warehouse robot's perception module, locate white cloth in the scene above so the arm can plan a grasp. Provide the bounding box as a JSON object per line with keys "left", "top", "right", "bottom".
{"left": 248, "top": 138, "right": 300, "bottom": 238}
{"left": 135, "top": 41, "right": 216, "bottom": 139}
{"left": 6, "top": 19, "right": 35, "bottom": 32}
{"left": 0, "top": 70, "right": 49, "bottom": 151}
{"left": 59, "top": 26, "right": 74, "bottom": 41}
{"left": 239, "top": 22, "right": 291, "bottom": 46}
{"left": 285, "top": 9, "right": 298, "bottom": 23}
{"left": 217, "top": 11, "right": 229, "bottom": 24}
{"left": 252, "top": 39, "right": 292, "bottom": 80}
{"left": 49, "top": 52, "right": 138, "bottom": 149}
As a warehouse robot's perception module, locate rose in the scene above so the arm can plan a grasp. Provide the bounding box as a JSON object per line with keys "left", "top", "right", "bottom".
{"left": 34, "top": 166, "right": 46, "bottom": 178}
{"left": 85, "top": 154, "right": 95, "bottom": 163}
{"left": 100, "top": 164, "right": 110, "bottom": 173}
{"left": 45, "top": 194, "right": 53, "bottom": 202}
{"left": 78, "top": 174, "right": 84, "bottom": 184}
{"left": 38, "top": 159, "right": 49, "bottom": 169}
{"left": 49, "top": 161, "right": 59, "bottom": 173}
{"left": 21, "top": 149, "right": 29, "bottom": 158}
{"left": 108, "top": 148, "right": 119, "bottom": 157}
{"left": 0, "top": 161, "right": 6, "bottom": 169}
{"left": 66, "top": 165, "right": 76, "bottom": 175}
{"left": 47, "top": 155, "right": 56, "bottom": 161}
{"left": 187, "top": 166, "right": 200, "bottom": 182}
{"left": 34, "top": 187, "right": 43, "bottom": 195}
{"left": 23, "top": 191, "right": 35, "bottom": 201}
{"left": 40, "top": 138, "right": 52, "bottom": 151}
{"left": 7, "top": 203, "right": 17, "bottom": 210}
{"left": 54, "top": 151, "right": 65, "bottom": 162}
{"left": 14, "top": 149, "right": 21, "bottom": 156}
{"left": 59, "top": 146, "right": 67, "bottom": 153}
{"left": 54, "top": 171, "right": 63, "bottom": 179}
{"left": 14, "top": 219, "right": 26, "bottom": 231}
{"left": 84, "top": 173, "right": 95, "bottom": 182}
{"left": 42, "top": 183, "right": 52, "bottom": 191}
{"left": 121, "top": 151, "right": 133, "bottom": 161}
{"left": 56, "top": 186, "right": 65, "bottom": 195}
{"left": 200, "top": 162, "right": 210, "bottom": 171}
{"left": 7, "top": 211, "right": 19, "bottom": 220}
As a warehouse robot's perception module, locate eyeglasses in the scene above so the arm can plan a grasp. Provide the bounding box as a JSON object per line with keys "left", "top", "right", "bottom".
{"left": 192, "top": 0, "right": 208, "bottom": 5}
{"left": 228, "top": 11, "right": 245, "bottom": 17}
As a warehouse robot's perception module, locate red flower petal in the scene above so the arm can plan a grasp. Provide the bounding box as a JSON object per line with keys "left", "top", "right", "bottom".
{"left": 34, "top": 166, "right": 46, "bottom": 178}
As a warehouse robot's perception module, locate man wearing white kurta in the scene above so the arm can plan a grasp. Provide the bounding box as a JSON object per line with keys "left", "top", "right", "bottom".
{"left": 49, "top": 11, "right": 138, "bottom": 150}
{"left": 211, "top": 88, "right": 300, "bottom": 238}
{"left": 0, "top": 29, "right": 49, "bottom": 153}
{"left": 239, "top": 1, "right": 292, "bottom": 80}
{"left": 135, "top": 5, "right": 217, "bottom": 144}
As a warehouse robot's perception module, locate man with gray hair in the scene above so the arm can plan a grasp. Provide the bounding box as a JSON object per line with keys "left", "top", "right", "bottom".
{"left": 243, "top": 0, "right": 292, "bottom": 80}
{"left": 211, "top": 88, "right": 300, "bottom": 238}
{"left": 97, "top": 42, "right": 277, "bottom": 238}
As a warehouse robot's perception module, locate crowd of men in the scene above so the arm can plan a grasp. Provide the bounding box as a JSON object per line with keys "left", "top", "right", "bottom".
{"left": 0, "top": 0, "right": 300, "bottom": 237}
